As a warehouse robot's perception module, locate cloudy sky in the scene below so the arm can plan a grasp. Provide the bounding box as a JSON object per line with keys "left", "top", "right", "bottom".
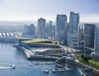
{"left": 0, "top": 0, "right": 99, "bottom": 22}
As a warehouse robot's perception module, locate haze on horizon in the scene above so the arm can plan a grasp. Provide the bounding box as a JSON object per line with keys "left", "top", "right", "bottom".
{"left": 0, "top": 0, "right": 99, "bottom": 23}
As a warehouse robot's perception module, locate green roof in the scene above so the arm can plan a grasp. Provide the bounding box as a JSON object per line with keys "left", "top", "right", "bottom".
{"left": 22, "top": 39, "right": 49, "bottom": 43}
{"left": 22, "top": 39, "right": 60, "bottom": 46}
{"left": 16, "top": 37, "right": 31, "bottom": 40}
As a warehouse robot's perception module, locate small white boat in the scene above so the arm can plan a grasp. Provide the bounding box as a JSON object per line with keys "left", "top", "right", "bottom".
{"left": 52, "top": 69, "right": 56, "bottom": 73}
{"left": 42, "top": 69, "right": 50, "bottom": 74}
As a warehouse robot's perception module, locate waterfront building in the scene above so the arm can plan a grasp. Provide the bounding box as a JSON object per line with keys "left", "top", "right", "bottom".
{"left": 68, "top": 12, "right": 79, "bottom": 49}
{"left": 15, "top": 37, "right": 64, "bottom": 57}
{"left": 22, "top": 24, "right": 36, "bottom": 38}
{"left": 16, "top": 38, "right": 61, "bottom": 49}
{"left": 38, "top": 18, "right": 46, "bottom": 38}
{"left": 84, "top": 24, "right": 95, "bottom": 49}
{"left": 56, "top": 15, "right": 68, "bottom": 45}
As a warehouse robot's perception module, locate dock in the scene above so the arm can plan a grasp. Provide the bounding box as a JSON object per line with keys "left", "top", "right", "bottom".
{"left": 13, "top": 44, "right": 59, "bottom": 61}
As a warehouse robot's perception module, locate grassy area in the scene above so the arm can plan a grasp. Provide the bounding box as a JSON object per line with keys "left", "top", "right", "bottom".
{"left": 76, "top": 53, "right": 99, "bottom": 69}
{"left": 89, "top": 60, "right": 99, "bottom": 69}
{"left": 76, "top": 53, "right": 86, "bottom": 63}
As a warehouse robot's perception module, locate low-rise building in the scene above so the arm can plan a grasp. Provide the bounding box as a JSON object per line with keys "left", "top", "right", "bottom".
{"left": 15, "top": 37, "right": 65, "bottom": 57}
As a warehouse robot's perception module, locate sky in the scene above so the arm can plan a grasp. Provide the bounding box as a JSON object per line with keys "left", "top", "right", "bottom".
{"left": 0, "top": 0, "right": 99, "bottom": 22}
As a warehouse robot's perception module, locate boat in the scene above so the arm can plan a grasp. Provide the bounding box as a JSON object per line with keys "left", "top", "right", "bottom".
{"left": 52, "top": 69, "right": 56, "bottom": 73}
{"left": 42, "top": 69, "right": 50, "bottom": 74}
{"left": 53, "top": 68, "right": 65, "bottom": 72}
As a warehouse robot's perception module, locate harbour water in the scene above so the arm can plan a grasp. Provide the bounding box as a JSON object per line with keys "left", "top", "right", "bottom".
{"left": 0, "top": 43, "right": 82, "bottom": 76}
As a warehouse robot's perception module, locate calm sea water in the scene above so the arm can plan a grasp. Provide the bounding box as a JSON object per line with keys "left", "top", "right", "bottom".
{"left": 0, "top": 43, "right": 81, "bottom": 76}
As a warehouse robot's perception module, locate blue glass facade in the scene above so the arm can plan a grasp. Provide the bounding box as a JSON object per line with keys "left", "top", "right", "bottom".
{"left": 84, "top": 24, "right": 95, "bottom": 48}
{"left": 38, "top": 18, "right": 46, "bottom": 38}
{"left": 69, "top": 12, "right": 79, "bottom": 33}
{"left": 68, "top": 12, "right": 79, "bottom": 48}
{"left": 56, "top": 15, "right": 68, "bottom": 44}
{"left": 95, "top": 25, "right": 99, "bottom": 54}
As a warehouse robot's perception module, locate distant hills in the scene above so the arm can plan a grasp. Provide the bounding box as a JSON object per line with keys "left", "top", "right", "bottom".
{"left": 0, "top": 20, "right": 37, "bottom": 26}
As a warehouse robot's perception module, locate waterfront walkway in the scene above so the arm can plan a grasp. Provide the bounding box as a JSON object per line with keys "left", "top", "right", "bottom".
{"left": 55, "top": 57, "right": 99, "bottom": 76}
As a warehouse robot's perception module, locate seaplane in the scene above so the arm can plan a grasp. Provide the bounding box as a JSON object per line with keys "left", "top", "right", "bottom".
{"left": 0, "top": 65, "right": 16, "bottom": 70}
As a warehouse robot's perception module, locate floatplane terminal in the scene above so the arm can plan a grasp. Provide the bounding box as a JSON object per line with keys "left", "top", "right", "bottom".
{"left": 12, "top": 37, "right": 99, "bottom": 76}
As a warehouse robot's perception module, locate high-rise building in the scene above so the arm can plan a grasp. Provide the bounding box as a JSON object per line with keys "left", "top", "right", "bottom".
{"left": 69, "top": 12, "right": 79, "bottom": 33}
{"left": 52, "top": 25, "right": 56, "bottom": 41}
{"left": 78, "top": 25, "right": 84, "bottom": 49}
{"left": 84, "top": 24, "right": 95, "bottom": 49}
{"left": 95, "top": 25, "right": 99, "bottom": 55}
{"left": 22, "top": 24, "right": 36, "bottom": 38}
{"left": 38, "top": 18, "right": 46, "bottom": 38}
{"left": 68, "top": 12, "right": 79, "bottom": 48}
{"left": 56, "top": 15, "right": 68, "bottom": 44}
{"left": 46, "top": 21, "right": 53, "bottom": 39}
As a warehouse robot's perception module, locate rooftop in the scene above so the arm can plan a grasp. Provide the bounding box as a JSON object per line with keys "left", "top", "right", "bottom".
{"left": 22, "top": 39, "right": 60, "bottom": 46}
{"left": 22, "top": 39, "right": 48, "bottom": 43}
{"left": 16, "top": 37, "right": 32, "bottom": 40}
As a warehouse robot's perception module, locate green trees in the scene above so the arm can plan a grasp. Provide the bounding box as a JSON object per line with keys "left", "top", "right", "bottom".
{"left": 81, "top": 54, "right": 89, "bottom": 63}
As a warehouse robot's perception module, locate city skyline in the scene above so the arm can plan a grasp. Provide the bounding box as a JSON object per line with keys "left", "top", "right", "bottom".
{"left": 0, "top": 0, "right": 99, "bottom": 76}
{"left": 0, "top": 0, "right": 99, "bottom": 22}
